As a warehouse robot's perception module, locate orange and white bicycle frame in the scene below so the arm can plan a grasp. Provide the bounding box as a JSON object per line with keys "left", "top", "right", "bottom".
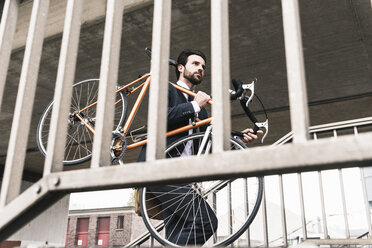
{"left": 73, "top": 73, "right": 213, "bottom": 151}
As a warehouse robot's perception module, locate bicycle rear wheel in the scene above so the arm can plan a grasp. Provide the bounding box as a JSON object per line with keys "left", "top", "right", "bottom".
{"left": 140, "top": 132, "right": 263, "bottom": 247}
{"left": 36, "top": 78, "right": 127, "bottom": 165}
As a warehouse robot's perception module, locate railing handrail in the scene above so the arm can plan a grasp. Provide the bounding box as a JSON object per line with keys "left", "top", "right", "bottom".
{"left": 272, "top": 116, "right": 372, "bottom": 146}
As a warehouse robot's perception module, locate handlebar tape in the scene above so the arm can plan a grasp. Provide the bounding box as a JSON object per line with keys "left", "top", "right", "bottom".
{"left": 230, "top": 78, "right": 244, "bottom": 100}
{"left": 240, "top": 97, "right": 259, "bottom": 135}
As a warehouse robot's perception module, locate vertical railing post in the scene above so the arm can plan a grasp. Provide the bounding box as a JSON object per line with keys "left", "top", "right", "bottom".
{"left": 227, "top": 182, "right": 233, "bottom": 237}
{"left": 354, "top": 127, "right": 372, "bottom": 235}
{"left": 0, "top": 0, "right": 50, "bottom": 207}
{"left": 43, "top": 0, "right": 83, "bottom": 175}
{"left": 318, "top": 171, "right": 329, "bottom": 239}
{"left": 91, "top": 0, "right": 125, "bottom": 168}
{"left": 146, "top": 0, "right": 172, "bottom": 161}
{"left": 0, "top": 0, "right": 19, "bottom": 111}
{"left": 279, "top": 175, "right": 288, "bottom": 247}
{"left": 298, "top": 173, "right": 308, "bottom": 240}
{"left": 244, "top": 178, "right": 251, "bottom": 247}
{"left": 333, "top": 130, "right": 351, "bottom": 238}
{"left": 314, "top": 133, "right": 329, "bottom": 239}
{"left": 360, "top": 168, "right": 372, "bottom": 235}
{"left": 281, "top": 0, "right": 310, "bottom": 143}
{"left": 261, "top": 178, "right": 269, "bottom": 247}
{"left": 338, "top": 169, "right": 350, "bottom": 238}
{"left": 211, "top": 0, "right": 231, "bottom": 153}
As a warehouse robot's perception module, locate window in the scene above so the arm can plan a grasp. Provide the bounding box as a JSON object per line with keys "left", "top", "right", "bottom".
{"left": 76, "top": 218, "right": 89, "bottom": 247}
{"left": 116, "top": 216, "right": 124, "bottom": 229}
{"left": 96, "top": 217, "right": 110, "bottom": 247}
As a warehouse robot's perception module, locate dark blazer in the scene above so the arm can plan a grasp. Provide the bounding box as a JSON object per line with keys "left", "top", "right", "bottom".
{"left": 137, "top": 83, "right": 208, "bottom": 162}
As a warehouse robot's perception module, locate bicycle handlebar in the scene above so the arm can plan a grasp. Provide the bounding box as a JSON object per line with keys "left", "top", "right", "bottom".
{"left": 229, "top": 79, "right": 260, "bottom": 135}
{"left": 144, "top": 47, "right": 268, "bottom": 142}
{"left": 230, "top": 79, "right": 244, "bottom": 100}
{"left": 145, "top": 47, "right": 177, "bottom": 67}
{"left": 240, "top": 96, "right": 260, "bottom": 134}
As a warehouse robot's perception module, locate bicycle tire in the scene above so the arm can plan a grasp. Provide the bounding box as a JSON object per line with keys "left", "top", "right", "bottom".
{"left": 36, "top": 78, "right": 128, "bottom": 165}
{"left": 140, "top": 132, "right": 263, "bottom": 247}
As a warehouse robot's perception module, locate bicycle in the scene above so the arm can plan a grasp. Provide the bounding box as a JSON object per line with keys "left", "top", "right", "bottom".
{"left": 36, "top": 48, "right": 269, "bottom": 246}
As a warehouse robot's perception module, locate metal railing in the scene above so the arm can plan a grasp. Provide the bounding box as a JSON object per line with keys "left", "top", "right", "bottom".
{"left": 0, "top": 0, "right": 371, "bottom": 245}
{"left": 126, "top": 117, "right": 372, "bottom": 247}
{"left": 261, "top": 117, "right": 372, "bottom": 247}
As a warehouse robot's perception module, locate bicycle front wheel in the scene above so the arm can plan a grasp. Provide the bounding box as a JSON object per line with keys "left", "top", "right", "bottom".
{"left": 140, "top": 132, "right": 263, "bottom": 247}
{"left": 36, "top": 78, "right": 127, "bottom": 165}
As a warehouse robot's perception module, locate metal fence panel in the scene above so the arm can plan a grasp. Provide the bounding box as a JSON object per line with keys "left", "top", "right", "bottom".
{"left": 0, "top": 0, "right": 50, "bottom": 207}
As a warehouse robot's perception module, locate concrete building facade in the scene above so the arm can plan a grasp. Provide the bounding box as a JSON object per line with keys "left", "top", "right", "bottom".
{"left": 66, "top": 206, "right": 149, "bottom": 247}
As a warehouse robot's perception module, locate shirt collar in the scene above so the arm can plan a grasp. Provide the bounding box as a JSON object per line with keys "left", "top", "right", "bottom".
{"left": 176, "top": 80, "right": 191, "bottom": 90}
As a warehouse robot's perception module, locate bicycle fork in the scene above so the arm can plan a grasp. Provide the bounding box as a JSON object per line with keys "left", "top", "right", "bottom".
{"left": 196, "top": 125, "right": 213, "bottom": 156}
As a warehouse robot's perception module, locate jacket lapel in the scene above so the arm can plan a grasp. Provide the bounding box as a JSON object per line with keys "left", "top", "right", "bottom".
{"left": 176, "top": 89, "right": 187, "bottom": 103}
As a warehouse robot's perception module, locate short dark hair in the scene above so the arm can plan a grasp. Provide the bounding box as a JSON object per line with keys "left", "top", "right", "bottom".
{"left": 176, "top": 49, "right": 207, "bottom": 79}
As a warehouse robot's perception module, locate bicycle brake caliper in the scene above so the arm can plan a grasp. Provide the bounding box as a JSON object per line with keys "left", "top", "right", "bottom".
{"left": 242, "top": 78, "right": 257, "bottom": 107}
{"left": 256, "top": 119, "right": 269, "bottom": 143}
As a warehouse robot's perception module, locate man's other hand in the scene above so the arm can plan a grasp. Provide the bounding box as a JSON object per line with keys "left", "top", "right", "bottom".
{"left": 194, "top": 91, "right": 211, "bottom": 108}
{"left": 241, "top": 128, "right": 264, "bottom": 143}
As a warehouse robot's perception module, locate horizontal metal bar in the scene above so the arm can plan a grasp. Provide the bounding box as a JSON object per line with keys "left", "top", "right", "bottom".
{"left": 46, "top": 132, "right": 372, "bottom": 192}
{"left": 272, "top": 131, "right": 293, "bottom": 146}
{"left": 1, "top": 132, "right": 371, "bottom": 241}
{"left": 303, "top": 239, "right": 372, "bottom": 245}
{"left": 124, "top": 231, "right": 152, "bottom": 247}
{"left": 309, "top": 116, "right": 372, "bottom": 133}
{"left": 272, "top": 116, "right": 372, "bottom": 146}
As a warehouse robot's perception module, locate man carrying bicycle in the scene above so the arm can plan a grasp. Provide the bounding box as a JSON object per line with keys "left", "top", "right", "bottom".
{"left": 138, "top": 49, "right": 262, "bottom": 245}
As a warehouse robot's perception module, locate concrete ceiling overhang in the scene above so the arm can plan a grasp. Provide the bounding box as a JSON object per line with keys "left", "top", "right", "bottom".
{"left": 0, "top": 0, "right": 371, "bottom": 178}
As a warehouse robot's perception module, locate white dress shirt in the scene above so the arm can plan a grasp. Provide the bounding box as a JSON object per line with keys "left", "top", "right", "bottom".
{"left": 176, "top": 80, "right": 200, "bottom": 156}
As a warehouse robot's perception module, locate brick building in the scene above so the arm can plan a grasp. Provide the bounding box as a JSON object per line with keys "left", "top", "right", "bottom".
{"left": 66, "top": 206, "right": 150, "bottom": 247}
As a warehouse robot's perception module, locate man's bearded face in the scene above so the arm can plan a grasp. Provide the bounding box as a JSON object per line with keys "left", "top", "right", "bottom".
{"left": 183, "top": 55, "right": 205, "bottom": 85}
